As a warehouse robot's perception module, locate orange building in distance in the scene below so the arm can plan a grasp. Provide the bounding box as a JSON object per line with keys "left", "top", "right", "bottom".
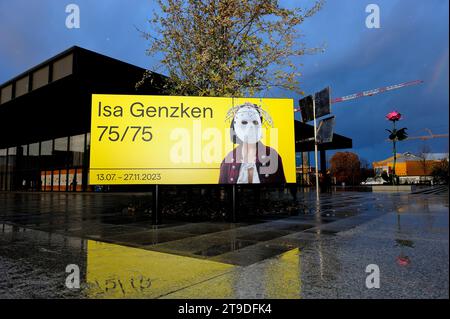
{"left": 373, "top": 152, "right": 449, "bottom": 184}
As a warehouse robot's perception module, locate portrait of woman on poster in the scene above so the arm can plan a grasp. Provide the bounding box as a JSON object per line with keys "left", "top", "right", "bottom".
{"left": 219, "top": 102, "right": 286, "bottom": 184}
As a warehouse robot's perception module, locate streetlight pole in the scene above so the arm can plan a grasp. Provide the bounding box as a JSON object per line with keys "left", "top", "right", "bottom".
{"left": 392, "top": 121, "right": 397, "bottom": 185}
{"left": 312, "top": 98, "right": 320, "bottom": 200}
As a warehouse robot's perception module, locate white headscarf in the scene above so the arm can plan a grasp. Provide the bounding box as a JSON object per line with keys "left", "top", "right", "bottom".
{"left": 233, "top": 105, "right": 262, "bottom": 144}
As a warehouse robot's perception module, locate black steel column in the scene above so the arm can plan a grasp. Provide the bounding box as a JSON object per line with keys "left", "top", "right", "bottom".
{"left": 152, "top": 184, "right": 161, "bottom": 225}
{"left": 289, "top": 183, "right": 298, "bottom": 203}
{"left": 254, "top": 184, "right": 261, "bottom": 215}
{"left": 231, "top": 184, "right": 238, "bottom": 223}
{"left": 320, "top": 149, "right": 327, "bottom": 175}
{"left": 300, "top": 151, "right": 304, "bottom": 185}
{"left": 82, "top": 133, "right": 88, "bottom": 192}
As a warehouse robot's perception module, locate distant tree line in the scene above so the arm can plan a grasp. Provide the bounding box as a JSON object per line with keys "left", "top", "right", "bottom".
{"left": 431, "top": 159, "right": 449, "bottom": 184}
{"left": 329, "top": 151, "right": 449, "bottom": 186}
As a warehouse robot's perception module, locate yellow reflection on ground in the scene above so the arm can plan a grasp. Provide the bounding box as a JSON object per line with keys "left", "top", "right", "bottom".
{"left": 86, "top": 240, "right": 234, "bottom": 298}
{"left": 263, "top": 248, "right": 301, "bottom": 299}
{"left": 162, "top": 248, "right": 302, "bottom": 299}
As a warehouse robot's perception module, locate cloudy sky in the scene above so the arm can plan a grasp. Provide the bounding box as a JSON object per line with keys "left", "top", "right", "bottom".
{"left": 0, "top": 0, "right": 448, "bottom": 164}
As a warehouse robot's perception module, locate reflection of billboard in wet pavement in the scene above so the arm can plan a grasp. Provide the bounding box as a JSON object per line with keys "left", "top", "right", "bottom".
{"left": 299, "top": 87, "right": 331, "bottom": 122}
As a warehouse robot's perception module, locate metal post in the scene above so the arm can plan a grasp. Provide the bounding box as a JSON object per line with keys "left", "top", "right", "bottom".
{"left": 152, "top": 184, "right": 161, "bottom": 225}
{"left": 312, "top": 98, "right": 320, "bottom": 200}
{"left": 320, "top": 149, "right": 327, "bottom": 193}
{"left": 300, "top": 151, "right": 304, "bottom": 186}
{"left": 392, "top": 121, "right": 397, "bottom": 185}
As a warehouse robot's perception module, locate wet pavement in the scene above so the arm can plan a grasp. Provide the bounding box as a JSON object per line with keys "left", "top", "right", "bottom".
{"left": 0, "top": 187, "right": 448, "bottom": 299}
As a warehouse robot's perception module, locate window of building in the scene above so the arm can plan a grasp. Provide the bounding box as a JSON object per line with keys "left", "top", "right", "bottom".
{"left": 41, "top": 140, "right": 53, "bottom": 156}
{"left": 53, "top": 170, "right": 61, "bottom": 192}
{"left": 70, "top": 134, "right": 85, "bottom": 152}
{"left": 15, "top": 76, "right": 29, "bottom": 98}
{"left": 20, "top": 144, "right": 28, "bottom": 156}
{"left": 0, "top": 149, "right": 6, "bottom": 191}
{"left": 54, "top": 137, "right": 68, "bottom": 152}
{"left": 8, "top": 147, "right": 16, "bottom": 156}
{"left": 29, "top": 143, "right": 39, "bottom": 157}
{"left": 60, "top": 169, "right": 69, "bottom": 191}
{"left": 7, "top": 147, "right": 16, "bottom": 191}
{"left": 39, "top": 140, "right": 53, "bottom": 191}
{"left": 19, "top": 145, "right": 30, "bottom": 177}
{"left": 70, "top": 134, "right": 85, "bottom": 167}
{"left": 54, "top": 137, "right": 69, "bottom": 191}
{"left": 86, "top": 133, "right": 91, "bottom": 147}
{"left": 40, "top": 139, "right": 53, "bottom": 170}
{"left": 1, "top": 85, "right": 13, "bottom": 104}
{"left": 1, "top": 136, "right": 89, "bottom": 192}
{"left": 32, "top": 66, "right": 49, "bottom": 90}
{"left": 52, "top": 54, "right": 73, "bottom": 81}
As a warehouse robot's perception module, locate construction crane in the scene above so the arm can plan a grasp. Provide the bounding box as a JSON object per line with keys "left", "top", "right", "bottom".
{"left": 385, "top": 128, "right": 449, "bottom": 142}
{"left": 294, "top": 80, "right": 424, "bottom": 112}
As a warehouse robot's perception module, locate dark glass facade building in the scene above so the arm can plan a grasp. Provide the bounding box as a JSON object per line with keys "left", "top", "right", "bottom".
{"left": 0, "top": 46, "right": 165, "bottom": 192}
{"left": 0, "top": 46, "right": 351, "bottom": 192}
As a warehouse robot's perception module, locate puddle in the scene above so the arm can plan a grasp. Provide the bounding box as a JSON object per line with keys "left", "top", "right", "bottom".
{"left": 238, "top": 231, "right": 290, "bottom": 242}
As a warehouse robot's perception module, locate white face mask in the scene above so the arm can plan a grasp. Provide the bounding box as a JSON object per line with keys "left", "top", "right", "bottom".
{"left": 234, "top": 106, "right": 262, "bottom": 144}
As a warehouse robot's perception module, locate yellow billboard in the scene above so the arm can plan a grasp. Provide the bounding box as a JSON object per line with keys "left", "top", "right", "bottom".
{"left": 89, "top": 95, "right": 296, "bottom": 185}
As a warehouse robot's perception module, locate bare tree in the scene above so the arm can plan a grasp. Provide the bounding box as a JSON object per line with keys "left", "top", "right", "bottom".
{"left": 431, "top": 159, "right": 449, "bottom": 184}
{"left": 360, "top": 157, "right": 374, "bottom": 182}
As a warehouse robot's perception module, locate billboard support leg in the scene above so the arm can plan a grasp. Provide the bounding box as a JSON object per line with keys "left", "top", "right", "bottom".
{"left": 254, "top": 185, "right": 261, "bottom": 215}
{"left": 152, "top": 184, "right": 161, "bottom": 225}
{"left": 231, "top": 184, "right": 238, "bottom": 223}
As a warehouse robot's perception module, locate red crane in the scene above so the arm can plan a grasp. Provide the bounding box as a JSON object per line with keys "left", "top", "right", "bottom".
{"left": 294, "top": 80, "right": 424, "bottom": 112}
